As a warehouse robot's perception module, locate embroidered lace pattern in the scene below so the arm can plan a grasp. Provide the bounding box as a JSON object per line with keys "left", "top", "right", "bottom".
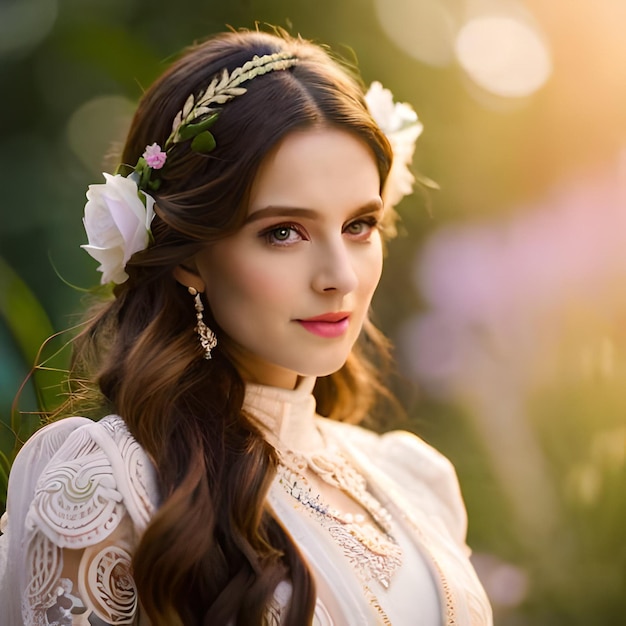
{"left": 78, "top": 544, "right": 137, "bottom": 624}
{"left": 21, "top": 415, "right": 155, "bottom": 625}
{"left": 277, "top": 462, "right": 397, "bottom": 625}
{"left": 100, "top": 416, "right": 156, "bottom": 528}
{"left": 23, "top": 533, "right": 63, "bottom": 624}
{"left": 276, "top": 449, "right": 402, "bottom": 590}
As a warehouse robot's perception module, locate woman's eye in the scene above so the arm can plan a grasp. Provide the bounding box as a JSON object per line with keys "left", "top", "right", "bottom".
{"left": 344, "top": 217, "right": 378, "bottom": 239}
{"left": 262, "top": 224, "right": 304, "bottom": 246}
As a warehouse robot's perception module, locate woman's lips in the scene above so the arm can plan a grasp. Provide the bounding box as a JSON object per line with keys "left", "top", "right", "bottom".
{"left": 296, "top": 312, "right": 351, "bottom": 338}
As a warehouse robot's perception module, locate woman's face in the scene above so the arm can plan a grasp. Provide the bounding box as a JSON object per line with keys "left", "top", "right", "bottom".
{"left": 191, "top": 127, "right": 384, "bottom": 388}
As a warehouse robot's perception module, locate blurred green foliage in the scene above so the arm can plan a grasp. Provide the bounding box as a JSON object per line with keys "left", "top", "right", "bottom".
{"left": 0, "top": 1, "right": 624, "bottom": 624}
{"left": 0, "top": 255, "right": 63, "bottom": 509}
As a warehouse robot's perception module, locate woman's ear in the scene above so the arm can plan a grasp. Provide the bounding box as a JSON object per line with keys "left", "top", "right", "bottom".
{"left": 172, "top": 264, "right": 206, "bottom": 293}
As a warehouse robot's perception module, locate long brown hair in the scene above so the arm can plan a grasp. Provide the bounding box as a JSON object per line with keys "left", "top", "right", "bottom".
{"left": 69, "top": 29, "right": 393, "bottom": 625}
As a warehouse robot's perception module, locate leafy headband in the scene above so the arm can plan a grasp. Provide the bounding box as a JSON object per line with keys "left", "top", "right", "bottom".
{"left": 129, "top": 52, "right": 300, "bottom": 194}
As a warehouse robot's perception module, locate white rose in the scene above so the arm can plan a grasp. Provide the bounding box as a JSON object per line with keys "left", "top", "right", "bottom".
{"left": 365, "top": 81, "right": 423, "bottom": 208}
{"left": 365, "top": 81, "right": 418, "bottom": 134}
{"left": 81, "top": 173, "right": 155, "bottom": 284}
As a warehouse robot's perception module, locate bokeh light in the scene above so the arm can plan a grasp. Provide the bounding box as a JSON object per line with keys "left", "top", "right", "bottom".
{"left": 455, "top": 14, "right": 552, "bottom": 97}
{"left": 66, "top": 96, "right": 136, "bottom": 174}
{"left": 373, "top": 0, "right": 458, "bottom": 67}
{"left": 0, "top": 0, "right": 58, "bottom": 60}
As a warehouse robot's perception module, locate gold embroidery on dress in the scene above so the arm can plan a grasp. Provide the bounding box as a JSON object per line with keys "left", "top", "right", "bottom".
{"left": 360, "top": 583, "right": 393, "bottom": 626}
{"left": 399, "top": 512, "right": 458, "bottom": 626}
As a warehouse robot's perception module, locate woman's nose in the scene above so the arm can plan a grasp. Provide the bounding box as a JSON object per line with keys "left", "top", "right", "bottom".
{"left": 310, "top": 239, "right": 359, "bottom": 294}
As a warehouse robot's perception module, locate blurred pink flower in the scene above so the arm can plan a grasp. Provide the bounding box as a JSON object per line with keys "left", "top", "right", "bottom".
{"left": 402, "top": 155, "right": 626, "bottom": 390}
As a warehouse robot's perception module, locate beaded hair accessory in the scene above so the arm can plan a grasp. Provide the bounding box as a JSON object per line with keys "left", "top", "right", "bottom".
{"left": 81, "top": 52, "right": 421, "bottom": 286}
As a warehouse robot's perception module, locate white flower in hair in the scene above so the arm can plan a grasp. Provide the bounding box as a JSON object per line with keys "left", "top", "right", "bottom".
{"left": 81, "top": 173, "right": 155, "bottom": 284}
{"left": 365, "top": 81, "right": 423, "bottom": 208}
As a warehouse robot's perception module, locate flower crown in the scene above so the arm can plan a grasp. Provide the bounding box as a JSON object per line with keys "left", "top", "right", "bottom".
{"left": 82, "top": 53, "right": 422, "bottom": 285}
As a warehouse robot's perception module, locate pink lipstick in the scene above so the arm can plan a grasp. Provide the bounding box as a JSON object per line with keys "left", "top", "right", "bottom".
{"left": 297, "top": 312, "right": 350, "bottom": 338}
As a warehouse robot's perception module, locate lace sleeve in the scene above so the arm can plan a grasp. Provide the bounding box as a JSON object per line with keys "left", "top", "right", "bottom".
{"left": 2, "top": 415, "right": 157, "bottom": 626}
{"left": 24, "top": 515, "right": 138, "bottom": 625}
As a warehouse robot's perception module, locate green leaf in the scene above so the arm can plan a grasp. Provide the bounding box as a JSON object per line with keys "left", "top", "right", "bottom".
{"left": 190, "top": 131, "right": 217, "bottom": 154}
{"left": 177, "top": 112, "right": 219, "bottom": 141}
{"left": 135, "top": 157, "right": 152, "bottom": 191}
{"left": 0, "top": 257, "right": 55, "bottom": 377}
{"left": 0, "top": 450, "right": 9, "bottom": 486}
{"left": 0, "top": 450, "right": 9, "bottom": 511}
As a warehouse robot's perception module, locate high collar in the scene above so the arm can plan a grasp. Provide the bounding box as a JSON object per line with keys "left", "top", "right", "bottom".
{"left": 243, "top": 376, "right": 324, "bottom": 454}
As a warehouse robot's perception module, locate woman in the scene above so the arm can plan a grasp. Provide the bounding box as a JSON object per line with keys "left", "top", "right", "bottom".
{"left": 0, "top": 29, "right": 492, "bottom": 625}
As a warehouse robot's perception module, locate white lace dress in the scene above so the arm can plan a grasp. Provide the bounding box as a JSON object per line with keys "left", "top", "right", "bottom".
{"left": 0, "top": 378, "right": 492, "bottom": 625}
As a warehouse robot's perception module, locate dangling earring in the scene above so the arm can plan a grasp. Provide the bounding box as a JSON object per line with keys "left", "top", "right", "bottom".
{"left": 188, "top": 286, "right": 217, "bottom": 359}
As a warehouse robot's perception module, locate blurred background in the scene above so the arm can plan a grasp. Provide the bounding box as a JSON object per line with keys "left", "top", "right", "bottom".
{"left": 0, "top": 0, "right": 624, "bottom": 623}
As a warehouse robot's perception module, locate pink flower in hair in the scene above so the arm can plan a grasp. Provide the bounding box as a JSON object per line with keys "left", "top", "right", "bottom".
{"left": 142, "top": 143, "right": 167, "bottom": 169}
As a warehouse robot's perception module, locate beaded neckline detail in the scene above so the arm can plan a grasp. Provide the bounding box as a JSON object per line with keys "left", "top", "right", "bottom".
{"left": 277, "top": 446, "right": 403, "bottom": 589}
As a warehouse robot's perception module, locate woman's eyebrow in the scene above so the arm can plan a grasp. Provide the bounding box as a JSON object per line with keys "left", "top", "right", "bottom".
{"left": 245, "top": 206, "right": 318, "bottom": 223}
{"left": 245, "top": 199, "right": 383, "bottom": 224}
